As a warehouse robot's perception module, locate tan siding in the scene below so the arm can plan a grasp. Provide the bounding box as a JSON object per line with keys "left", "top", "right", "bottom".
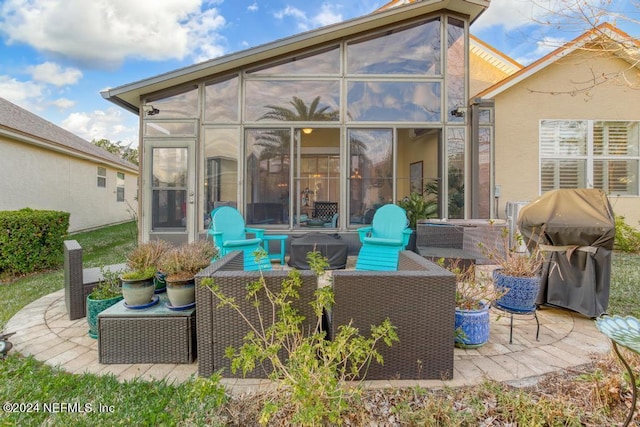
{"left": 493, "top": 48, "right": 640, "bottom": 223}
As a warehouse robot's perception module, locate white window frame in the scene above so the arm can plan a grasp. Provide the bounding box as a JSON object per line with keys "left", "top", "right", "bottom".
{"left": 539, "top": 120, "right": 640, "bottom": 196}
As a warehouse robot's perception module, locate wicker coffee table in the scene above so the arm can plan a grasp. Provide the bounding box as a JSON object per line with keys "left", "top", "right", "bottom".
{"left": 98, "top": 293, "right": 196, "bottom": 364}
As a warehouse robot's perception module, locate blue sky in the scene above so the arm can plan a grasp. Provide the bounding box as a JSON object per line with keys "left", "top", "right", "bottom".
{"left": 0, "top": 0, "right": 637, "bottom": 148}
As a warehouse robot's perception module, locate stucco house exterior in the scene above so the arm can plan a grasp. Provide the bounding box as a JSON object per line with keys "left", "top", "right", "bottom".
{"left": 476, "top": 23, "right": 640, "bottom": 224}
{"left": 102, "top": 0, "right": 490, "bottom": 245}
{"left": 0, "top": 97, "right": 139, "bottom": 232}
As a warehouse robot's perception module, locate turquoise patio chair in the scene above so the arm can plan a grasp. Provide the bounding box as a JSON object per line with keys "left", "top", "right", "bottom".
{"left": 208, "top": 206, "right": 271, "bottom": 271}
{"left": 355, "top": 204, "right": 413, "bottom": 271}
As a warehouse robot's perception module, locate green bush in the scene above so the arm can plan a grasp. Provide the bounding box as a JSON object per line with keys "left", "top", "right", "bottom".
{"left": 614, "top": 215, "right": 640, "bottom": 253}
{"left": 0, "top": 208, "right": 70, "bottom": 275}
{"left": 202, "top": 252, "right": 398, "bottom": 425}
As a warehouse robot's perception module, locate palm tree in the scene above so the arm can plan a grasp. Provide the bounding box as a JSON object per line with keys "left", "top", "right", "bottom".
{"left": 259, "top": 96, "right": 339, "bottom": 122}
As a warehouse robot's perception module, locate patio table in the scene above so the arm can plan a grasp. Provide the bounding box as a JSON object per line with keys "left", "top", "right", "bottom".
{"left": 98, "top": 293, "right": 196, "bottom": 364}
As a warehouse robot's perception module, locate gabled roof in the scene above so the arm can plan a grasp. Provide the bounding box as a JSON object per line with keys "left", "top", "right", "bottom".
{"left": 102, "top": 0, "right": 489, "bottom": 114}
{"left": 0, "top": 97, "right": 138, "bottom": 173}
{"left": 476, "top": 22, "right": 639, "bottom": 99}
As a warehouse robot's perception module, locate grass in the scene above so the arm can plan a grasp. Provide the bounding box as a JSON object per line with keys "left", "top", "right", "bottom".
{"left": 0, "top": 222, "right": 639, "bottom": 425}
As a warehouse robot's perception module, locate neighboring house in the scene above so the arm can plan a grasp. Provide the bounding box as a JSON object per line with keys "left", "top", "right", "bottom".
{"left": 475, "top": 23, "right": 640, "bottom": 224}
{"left": 102, "top": 0, "right": 490, "bottom": 245}
{"left": 0, "top": 97, "right": 139, "bottom": 232}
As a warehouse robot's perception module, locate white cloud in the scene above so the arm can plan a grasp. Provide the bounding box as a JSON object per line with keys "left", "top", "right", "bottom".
{"left": 51, "top": 98, "right": 76, "bottom": 109}
{"left": 61, "top": 108, "right": 138, "bottom": 146}
{"left": 274, "top": 4, "right": 345, "bottom": 32}
{"left": 0, "top": 76, "right": 45, "bottom": 112}
{"left": 313, "top": 4, "right": 343, "bottom": 27}
{"left": 185, "top": 7, "right": 227, "bottom": 63}
{"left": 28, "top": 62, "right": 83, "bottom": 86}
{"left": 0, "top": 0, "right": 227, "bottom": 68}
{"left": 275, "top": 6, "right": 309, "bottom": 31}
{"left": 248, "top": 2, "right": 258, "bottom": 12}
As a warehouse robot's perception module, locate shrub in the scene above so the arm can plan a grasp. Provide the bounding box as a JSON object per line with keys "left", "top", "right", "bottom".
{"left": 614, "top": 215, "right": 640, "bottom": 253}
{"left": 159, "top": 240, "right": 217, "bottom": 281}
{"left": 202, "top": 252, "right": 398, "bottom": 425}
{"left": 122, "top": 240, "right": 172, "bottom": 279}
{"left": 0, "top": 208, "right": 70, "bottom": 276}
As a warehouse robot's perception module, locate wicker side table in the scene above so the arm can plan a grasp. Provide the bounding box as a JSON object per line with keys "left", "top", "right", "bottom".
{"left": 98, "top": 294, "right": 196, "bottom": 364}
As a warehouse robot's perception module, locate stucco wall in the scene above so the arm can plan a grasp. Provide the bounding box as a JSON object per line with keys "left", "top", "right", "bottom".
{"left": 493, "top": 50, "right": 640, "bottom": 224}
{"left": 0, "top": 138, "right": 138, "bottom": 232}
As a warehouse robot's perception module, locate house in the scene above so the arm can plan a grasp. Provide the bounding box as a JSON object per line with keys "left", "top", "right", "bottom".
{"left": 476, "top": 22, "right": 640, "bottom": 224}
{"left": 0, "top": 97, "right": 139, "bottom": 232}
{"left": 101, "top": 0, "right": 490, "bottom": 245}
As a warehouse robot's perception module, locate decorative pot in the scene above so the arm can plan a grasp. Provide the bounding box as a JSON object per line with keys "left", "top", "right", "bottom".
{"left": 166, "top": 278, "right": 196, "bottom": 307}
{"left": 120, "top": 276, "right": 155, "bottom": 306}
{"left": 154, "top": 271, "right": 167, "bottom": 293}
{"left": 493, "top": 270, "right": 541, "bottom": 313}
{"left": 86, "top": 294, "right": 123, "bottom": 339}
{"left": 455, "top": 301, "right": 490, "bottom": 348}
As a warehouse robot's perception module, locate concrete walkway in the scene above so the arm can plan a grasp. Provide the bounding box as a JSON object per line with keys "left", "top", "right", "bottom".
{"left": 5, "top": 287, "right": 611, "bottom": 395}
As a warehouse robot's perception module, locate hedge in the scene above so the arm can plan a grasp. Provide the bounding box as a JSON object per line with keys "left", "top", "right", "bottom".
{"left": 0, "top": 208, "right": 70, "bottom": 276}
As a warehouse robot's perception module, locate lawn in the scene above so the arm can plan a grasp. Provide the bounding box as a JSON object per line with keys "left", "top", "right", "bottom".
{"left": 0, "top": 222, "right": 638, "bottom": 426}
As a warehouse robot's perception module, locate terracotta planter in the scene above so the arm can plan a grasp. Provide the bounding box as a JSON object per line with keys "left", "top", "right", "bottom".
{"left": 455, "top": 301, "right": 490, "bottom": 348}
{"left": 86, "top": 294, "right": 123, "bottom": 339}
{"left": 166, "top": 278, "right": 196, "bottom": 307}
{"left": 493, "top": 269, "right": 541, "bottom": 313}
{"left": 120, "top": 276, "right": 155, "bottom": 306}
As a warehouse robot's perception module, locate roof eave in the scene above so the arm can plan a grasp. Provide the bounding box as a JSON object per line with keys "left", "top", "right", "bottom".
{"left": 102, "top": 0, "right": 489, "bottom": 112}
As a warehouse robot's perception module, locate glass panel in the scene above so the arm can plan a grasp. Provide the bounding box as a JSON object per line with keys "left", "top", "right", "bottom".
{"left": 205, "top": 76, "right": 239, "bottom": 123}
{"left": 447, "top": 128, "right": 465, "bottom": 219}
{"left": 248, "top": 47, "right": 340, "bottom": 75}
{"left": 347, "top": 81, "right": 441, "bottom": 122}
{"left": 594, "top": 121, "right": 639, "bottom": 156}
{"left": 594, "top": 159, "right": 638, "bottom": 195}
{"left": 293, "top": 129, "right": 341, "bottom": 229}
{"left": 348, "top": 129, "right": 393, "bottom": 226}
{"left": 478, "top": 108, "right": 491, "bottom": 124}
{"left": 144, "top": 121, "right": 196, "bottom": 136}
{"left": 447, "top": 17, "right": 465, "bottom": 124}
{"left": 245, "top": 129, "right": 290, "bottom": 226}
{"left": 478, "top": 126, "right": 491, "bottom": 218}
{"left": 145, "top": 85, "right": 198, "bottom": 119}
{"left": 203, "top": 128, "right": 239, "bottom": 227}
{"left": 540, "top": 159, "right": 586, "bottom": 192}
{"left": 151, "top": 147, "right": 188, "bottom": 230}
{"left": 539, "top": 120, "right": 587, "bottom": 156}
{"left": 245, "top": 80, "right": 340, "bottom": 122}
{"left": 347, "top": 18, "right": 440, "bottom": 75}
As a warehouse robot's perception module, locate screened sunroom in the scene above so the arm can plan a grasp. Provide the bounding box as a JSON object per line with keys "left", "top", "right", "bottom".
{"left": 102, "top": 1, "right": 490, "bottom": 244}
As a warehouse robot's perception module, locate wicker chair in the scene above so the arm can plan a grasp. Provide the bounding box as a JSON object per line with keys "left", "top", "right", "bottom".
{"left": 330, "top": 251, "right": 456, "bottom": 380}
{"left": 195, "top": 251, "right": 318, "bottom": 378}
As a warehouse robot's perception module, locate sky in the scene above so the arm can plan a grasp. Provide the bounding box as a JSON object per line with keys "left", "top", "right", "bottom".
{"left": 0, "top": 0, "right": 637, "bottom": 149}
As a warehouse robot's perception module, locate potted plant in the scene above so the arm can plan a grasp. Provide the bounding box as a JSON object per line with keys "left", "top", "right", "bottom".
{"left": 479, "top": 227, "right": 546, "bottom": 314}
{"left": 397, "top": 192, "right": 437, "bottom": 252}
{"left": 159, "top": 240, "right": 217, "bottom": 308}
{"left": 86, "top": 267, "right": 123, "bottom": 339}
{"left": 121, "top": 240, "right": 171, "bottom": 307}
{"left": 450, "top": 261, "right": 505, "bottom": 348}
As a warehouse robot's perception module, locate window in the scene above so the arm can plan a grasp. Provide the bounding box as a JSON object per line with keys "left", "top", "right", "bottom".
{"left": 540, "top": 120, "right": 640, "bottom": 195}
{"left": 97, "top": 167, "right": 106, "bottom": 188}
{"left": 116, "top": 172, "right": 125, "bottom": 202}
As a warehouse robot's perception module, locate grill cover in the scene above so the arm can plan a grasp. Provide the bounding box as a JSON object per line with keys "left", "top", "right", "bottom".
{"left": 518, "top": 189, "right": 615, "bottom": 317}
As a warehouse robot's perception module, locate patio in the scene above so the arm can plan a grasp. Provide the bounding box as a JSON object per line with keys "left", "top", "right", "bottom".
{"left": 5, "top": 257, "right": 611, "bottom": 396}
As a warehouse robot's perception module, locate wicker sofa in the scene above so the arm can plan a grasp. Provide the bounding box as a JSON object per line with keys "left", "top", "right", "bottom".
{"left": 195, "top": 251, "right": 318, "bottom": 378}
{"left": 330, "top": 251, "right": 456, "bottom": 380}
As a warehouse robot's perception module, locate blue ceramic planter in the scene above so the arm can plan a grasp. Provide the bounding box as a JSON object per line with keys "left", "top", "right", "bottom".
{"left": 493, "top": 270, "right": 540, "bottom": 313}
{"left": 455, "top": 302, "right": 490, "bottom": 348}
